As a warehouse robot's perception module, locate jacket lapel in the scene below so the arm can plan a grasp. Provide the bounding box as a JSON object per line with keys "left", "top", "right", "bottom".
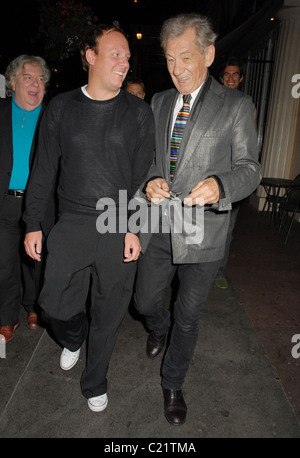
{"left": 1, "top": 99, "right": 13, "bottom": 155}
{"left": 29, "top": 103, "right": 45, "bottom": 166}
{"left": 157, "top": 91, "right": 178, "bottom": 184}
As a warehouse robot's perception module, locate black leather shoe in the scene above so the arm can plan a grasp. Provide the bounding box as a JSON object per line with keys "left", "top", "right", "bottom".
{"left": 163, "top": 388, "right": 187, "bottom": 425}
{"left": 146, "top": 331, "right": 167, "bottom": 359}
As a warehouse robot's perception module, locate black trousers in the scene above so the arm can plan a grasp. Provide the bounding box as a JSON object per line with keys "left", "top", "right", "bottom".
{"left": 39, "top": 213, "right": 136, "bottom": 399}
{"left": 134, "top": 232, "right": 220, "bottom": 390}
{"left": 0, "top": 194, "right": 42, "bottom": 326}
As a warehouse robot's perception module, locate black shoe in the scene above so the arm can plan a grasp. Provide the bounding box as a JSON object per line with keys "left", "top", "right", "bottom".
{"left": 146, "top": 331, "right": 167, "bottom": 359}
{"left": 163, "top": 388, "right": 187, "bottom": 425}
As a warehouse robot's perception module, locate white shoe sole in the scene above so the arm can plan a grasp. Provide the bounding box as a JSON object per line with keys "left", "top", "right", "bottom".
{"left": 88, "top": 395, "right": 108, "bottom": 412}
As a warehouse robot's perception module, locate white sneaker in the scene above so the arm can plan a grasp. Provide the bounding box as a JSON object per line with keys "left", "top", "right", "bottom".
{"left": 60, "top": 347, "right": 80, "bottom": 370}
{"left": 88, "top": 393, "right": 108, "bottom": 412}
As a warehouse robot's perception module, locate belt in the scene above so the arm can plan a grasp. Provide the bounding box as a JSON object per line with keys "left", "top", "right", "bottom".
{"left": 7, "top": 189, "right": 25, "bottom": 197}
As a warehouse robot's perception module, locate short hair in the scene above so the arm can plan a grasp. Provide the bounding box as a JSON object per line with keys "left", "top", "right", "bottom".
{"left": 219, "top": 56, "right": 244, "bottom": 79}
{"left": 5, "top": 55, "right": 51, "bottom": 97}
{"left": 80, "top": 21, "right": 127, "bottom": 72}
{"left": 160, "top": 13, "right": 217, "bottom": 53}
{"left": 124, "top": 76, "right": 145, "bottom": 92}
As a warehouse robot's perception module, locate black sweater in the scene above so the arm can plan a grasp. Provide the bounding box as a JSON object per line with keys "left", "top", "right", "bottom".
{"left": 24, "top": 88, "right": 155, "bottom": 232}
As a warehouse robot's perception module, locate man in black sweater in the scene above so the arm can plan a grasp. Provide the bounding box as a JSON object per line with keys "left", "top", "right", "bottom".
{"left": 24, "top": 23, "right": 154, "bottom": 412}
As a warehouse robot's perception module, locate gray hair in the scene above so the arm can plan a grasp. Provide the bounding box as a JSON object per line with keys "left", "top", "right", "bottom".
{"left": 5, "top": 55, "right": 51, "bottom": 96}
{"left": 160, "top": 13, "right": 217, "bottom": 53}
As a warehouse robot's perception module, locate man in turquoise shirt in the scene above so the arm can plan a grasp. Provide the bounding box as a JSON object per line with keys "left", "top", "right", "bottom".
{"left": 0, "top": 55, "right": 52, "bottom": 342}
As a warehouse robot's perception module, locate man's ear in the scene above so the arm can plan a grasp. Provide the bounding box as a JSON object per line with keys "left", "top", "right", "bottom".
{"left": 204, "top": 45, "right": 215, "bottom": 68}
{"left": 11, "top": 78, "right": 16, "bottom": 92}
{"left": 85, "top": 49, "right": 96, "bottom": 66}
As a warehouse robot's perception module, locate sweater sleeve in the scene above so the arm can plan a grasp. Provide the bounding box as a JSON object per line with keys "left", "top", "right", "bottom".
{"left": 23, "top": 96, "right": 62, "bottom": 233}
{"left": 130, "top": 103, "right": 155, "bottom": 197}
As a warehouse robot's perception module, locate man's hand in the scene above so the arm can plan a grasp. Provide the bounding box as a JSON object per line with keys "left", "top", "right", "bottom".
{"left": 124, "top": 232, "right": 141, "bottom": 262}
{"left": 145, "top": 178, "right": 170, "bottom": 204}
{"left": 183, "top": 177, "right": 220, "bottom": 206}
{"left": 24, "top": 231, "right": 43, "bottom": 262}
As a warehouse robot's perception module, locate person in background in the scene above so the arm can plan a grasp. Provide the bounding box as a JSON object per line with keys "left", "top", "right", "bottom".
{"left": 220, "top": 57, "right": 257, "bottom": 124}
{"left": 214, "top": 57, "right": 247, "bottom": 289}
{"left": 134, "top": 14, "right": 261, "bottom": 425}
{"left": 24, "top": 23, "right": 154, "bottom": 413}
{"left": 0, "top": 55, "right": 52, "bottom": 342}
{"left": 125, "top": 75, "right": 146, "bottom": 99}
{"left": 220, "top": 56, "right": 244, "bottom": 90}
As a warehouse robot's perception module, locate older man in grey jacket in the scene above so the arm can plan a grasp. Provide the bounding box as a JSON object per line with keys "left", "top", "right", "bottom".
{"left": 134, "top": 13, "right": 261, "bottom": 426}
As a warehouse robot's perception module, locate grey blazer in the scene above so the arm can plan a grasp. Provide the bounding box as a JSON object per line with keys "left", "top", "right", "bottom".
{"left": 138, "top": 75, "right": 262, "bottom": 263}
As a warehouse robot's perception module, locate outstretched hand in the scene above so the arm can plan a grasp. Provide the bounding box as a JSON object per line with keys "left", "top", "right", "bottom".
{"left": 145, "top": 178, "right": 170, "bottom": 204}
{"left": 24, "top": 231, "right": 42, "bottom": 262}
{"left": 183, "top": 177, "right": 220, "bottom": 206}
{"left": 124, "top": 232, "right": 141, "bottom": 262}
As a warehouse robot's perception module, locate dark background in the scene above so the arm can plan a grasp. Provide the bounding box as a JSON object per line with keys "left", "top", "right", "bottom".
{"left": 0, "top": 0, "right": 277, "bottom": 102}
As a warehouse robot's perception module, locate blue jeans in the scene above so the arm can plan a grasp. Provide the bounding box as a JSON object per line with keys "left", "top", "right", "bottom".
{"left": 134, "top": 232, "right": 219, "bottom": 390}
